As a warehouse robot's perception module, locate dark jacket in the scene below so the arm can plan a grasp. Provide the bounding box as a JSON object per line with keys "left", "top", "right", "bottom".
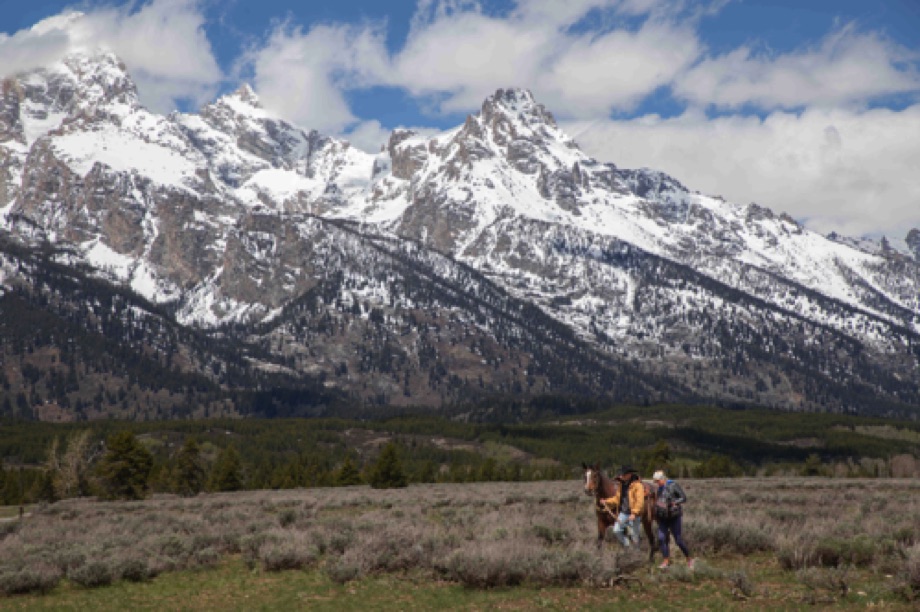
{"left": 659, "top": 480, "right": 687, "bottom": 505}
{"left": 655, "top": 480, "right": 687, "bottom": 519}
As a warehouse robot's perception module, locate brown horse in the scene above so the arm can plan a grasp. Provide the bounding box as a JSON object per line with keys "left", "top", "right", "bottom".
{"left": 582, "top": 462, "right": 657, "bottom": 561}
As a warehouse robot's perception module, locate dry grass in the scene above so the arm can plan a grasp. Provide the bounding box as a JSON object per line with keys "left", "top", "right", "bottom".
{"left": 1, "top": 478, "right": 919, "bottom": 604}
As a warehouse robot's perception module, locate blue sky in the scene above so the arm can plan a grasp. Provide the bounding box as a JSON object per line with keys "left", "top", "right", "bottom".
{"left": 1, "top": 0, "right": 919, "bottom": 237}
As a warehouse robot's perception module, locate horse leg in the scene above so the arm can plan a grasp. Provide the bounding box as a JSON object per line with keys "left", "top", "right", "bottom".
{"left": 644, "top": 511, "right": 657, "bottom": 562}
{"left": 596, "top": 514, "right": 606, "bottom": 551}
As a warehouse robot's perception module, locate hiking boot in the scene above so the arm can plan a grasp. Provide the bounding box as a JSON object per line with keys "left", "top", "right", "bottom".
{"left": 658, "top": 561, "right": 670, "bottom": 570}
{"left": 687, "top": 558, "right": 696, "bottom": 570}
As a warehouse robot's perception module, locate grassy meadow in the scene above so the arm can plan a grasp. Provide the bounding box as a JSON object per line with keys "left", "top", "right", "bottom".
{"left": 1, "top": 478, "right": 919, "bottom": 609}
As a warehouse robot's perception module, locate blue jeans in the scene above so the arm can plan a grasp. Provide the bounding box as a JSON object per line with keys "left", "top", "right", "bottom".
{"left": 613, "top": 512, "right": 640, "bottom": 547}
{"left": 657, "top": 514, "right": 691, "bottom": 559}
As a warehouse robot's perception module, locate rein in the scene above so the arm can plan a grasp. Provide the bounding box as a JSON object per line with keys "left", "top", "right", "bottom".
{"left": 591, "top": 471, "right": 618, "bottom": 519}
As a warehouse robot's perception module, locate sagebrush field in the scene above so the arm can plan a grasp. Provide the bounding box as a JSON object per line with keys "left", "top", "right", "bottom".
{"left": 2, "top": 478, "right": 919, "bottom": 609}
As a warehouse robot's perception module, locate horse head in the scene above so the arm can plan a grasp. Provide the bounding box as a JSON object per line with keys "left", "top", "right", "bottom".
{"left": 582, "top": 462, "right": 601, "bottom": 497}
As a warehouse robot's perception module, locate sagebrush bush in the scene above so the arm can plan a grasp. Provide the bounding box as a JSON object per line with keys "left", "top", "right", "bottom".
{"left": 813, "top": 535, "right": 876, "bottom": 567}
{"left": 0, "top": 521, "right": 18, "bottom": 541}
{"left": 325, "top": 557, "right": 363, "bottom": 584}
{"left": 893, "top": 544, "right": 920, "bottom": 602}
{"left": 194, "top": 547, "right": 221, "bottom": 569}
{"left": 68, "top": 560, "right": 116, "bottom": 588}
{"left": 1, "top": 478, "right": 917, "bottom": 597}
{"left": 258, "top": 538, "right": 318, "bottom": 572}
{"left": 727, "top": 569, "right": 754, "bottom": 600}
{"left": 688, "top": 520, "right": 773, "bottom": 555}
{"left": 443, "top": 549, "right": 531, "bottom": 588}
{"left": 115, "top": 557, "right": 152, "bottom": 582}
{"left": 0, "top": 564, "right": 61, "bottom": 596}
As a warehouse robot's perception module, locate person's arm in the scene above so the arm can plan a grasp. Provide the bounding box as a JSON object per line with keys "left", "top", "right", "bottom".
{"left": 670, "top": 482, "right": 687, "bottom": 505}
{"left": 629, "top": 482, "right": 644, "bottom": 518}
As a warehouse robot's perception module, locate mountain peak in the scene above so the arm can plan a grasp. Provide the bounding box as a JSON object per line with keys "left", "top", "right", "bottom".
{"left": 229, "top": 84, "right": 262, "bottom": 108}
{"left": 480, "top": 87, "right": 558, "bottom": 129}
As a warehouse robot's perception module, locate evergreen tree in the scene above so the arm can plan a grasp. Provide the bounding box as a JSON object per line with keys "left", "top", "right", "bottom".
{"left": 642, "top": 440, "right": 672, "bottom": 477}
{"left": 368, "top": 442, "right": 407, "bottom": 489}
{"left": 334, "top": 455, "right": 362, "bottom": 486}
{"left": 801, "top": 453, "right": 824, "bottom": 477}
{"left": 209, "top": 445, "right": 243, "bottom": 492}
{"left": 33, "top": 470, "right": 57, "bottom": 503}
{"left": 694, "top": 454, "right": 743, "bottom": 478}
{"left": 96, "top": 431, "right": 153, "bottom": 500}
{"left": 172, "top": 438, "right": 206, "bottom": 496}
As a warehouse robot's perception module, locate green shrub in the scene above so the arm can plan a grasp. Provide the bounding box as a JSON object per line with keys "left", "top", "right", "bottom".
{"left": 727, "top": 569, "right": 754, "bottom": 600}
{"left": 776, "top": 539, "right": 816, "bottom": 571}
{"left": 0, "top": 564, "right": 61, "bottom": 596}
{"left": 325, "top": 558, "right": 362, "bottom": 584}
{"left": 259, "top": 543, "right": 317, "bottom": 572}
{"left": 117, "top": 558, "right": 152, "bottom": 582}
{"left": 814, "top": 535, "right": 876, "bottom": 567}
{"left": 194, "top": 547, "right": 221, "bottom": 568}
{"left": 532, "top": 525, "right": 569, "bottom": 545}
{"left": 892, "top": 545, "right": 920, "bottom": 602}
{"left": 52, "top": 548, "right": 87, "bottom": 573}
{"left": 156, "top": 534, "right": 187, "bottom": 559}
{"left": 68, "top": 561, "right": 116, "bottom": 588}
{"left": 690, "top": 522, "right": 772, "bottom": 555}
{"left": 444, "top": 551, "right": 530, "bottom": 588}
{"left": 0, "top": 521, "right": 19, "bottom": 540}
{"left": 278, "top": 508, "right": 297, "bottom": 528}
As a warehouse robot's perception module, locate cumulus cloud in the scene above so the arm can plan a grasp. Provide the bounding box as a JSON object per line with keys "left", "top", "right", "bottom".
{"left": 0, "top": 14, "right": 74, "bottom": 75}
{"left": 240, "top": 20, "right": 389, "bottom": 135}
{"left": 565, "top": 104, "right": 920, "bottom": 238}
{"left": 391, "top": 0, "right": 702, "bottom": 117}
{"left": 535, "top": 19, "right": 700, "bottom": 116}
{"left": 0, "top": 0, "right": 222, "bottom": 113}
{"left": 674, "top": 23, "right": 920, "bottom": 110}
{"left": 243, "top": 0, "right": 704, "bottom": 128}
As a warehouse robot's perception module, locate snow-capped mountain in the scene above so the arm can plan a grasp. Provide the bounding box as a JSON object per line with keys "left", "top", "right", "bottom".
{"left": 1, "top": 51, "right": 918, "bottom": 418}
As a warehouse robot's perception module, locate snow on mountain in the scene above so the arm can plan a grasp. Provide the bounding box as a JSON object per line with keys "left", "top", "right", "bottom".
{"left": 1, "top": 52, "right": 918, "bottom": 414}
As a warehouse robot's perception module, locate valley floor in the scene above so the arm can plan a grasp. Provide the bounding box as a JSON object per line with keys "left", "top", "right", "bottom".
{"left": 1, "top": 479, "right": 918, "bottom": 609}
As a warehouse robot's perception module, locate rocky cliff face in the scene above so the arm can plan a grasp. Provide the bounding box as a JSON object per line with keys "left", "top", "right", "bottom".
{"left": 1, "top": 52, "right": 919, "bottom": 418}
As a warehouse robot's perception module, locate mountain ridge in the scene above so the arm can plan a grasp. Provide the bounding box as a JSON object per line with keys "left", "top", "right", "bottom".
{"left": 1, "top": 50, "right": 919, "bottom": 419}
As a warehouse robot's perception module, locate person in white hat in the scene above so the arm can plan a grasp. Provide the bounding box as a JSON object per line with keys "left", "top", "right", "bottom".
{"left": 653, "top": 470, "right": 694, "bottom": 570}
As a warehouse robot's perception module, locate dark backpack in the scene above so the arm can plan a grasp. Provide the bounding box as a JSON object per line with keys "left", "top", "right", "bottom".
{"left": 655, "top": 481, "right": 683, "bottom": 520}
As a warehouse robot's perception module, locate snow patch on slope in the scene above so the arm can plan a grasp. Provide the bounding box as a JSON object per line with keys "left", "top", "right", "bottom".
{"left": 53, "top": 126, "right": 199, "bottom": 190}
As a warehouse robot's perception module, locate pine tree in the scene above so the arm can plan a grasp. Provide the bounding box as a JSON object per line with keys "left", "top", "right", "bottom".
{"left": 96, "top": 431, "right": 153, "bottom": 500}
{"left": 209, "top": 445, "right": 244, "bottom": 492}
{"left": 334, "top": 455, "right": 362, "bottom": 486}
{"left": 368, "top": 442, "right": 407, "bottom": 489}
{"left": 172, "top": 438, "right": 206, "bottom": 496}
{"left": 34, "top": 470, "right": 57, "bottom": 503}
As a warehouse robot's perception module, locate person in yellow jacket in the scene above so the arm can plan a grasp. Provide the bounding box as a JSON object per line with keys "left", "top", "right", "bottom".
{"left": 600, "top": 465, "right": 645, "bottom": 547}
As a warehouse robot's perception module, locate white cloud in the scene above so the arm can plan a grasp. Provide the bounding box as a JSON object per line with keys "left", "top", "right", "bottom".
{"left": 0, "top": 1, "right": 222, "bottom": 113}
{"left": 391, "top": 0, "right": 702, "bottom": 117}
{"left": 342, "top": 120, "right": 391, "bottom": 153}
{"left": 242, "top": 0, "right": 705, "bottom": 131}
{"left": 565, "top": 104, "right": 920, "bottom": 238}
{"left": 536, "top": 19, "right": 700, "bottom": 116}
{"left": 241, "top": 20, "right": 390, "bottom": 134}
{"left": 674, "top": 23, "right": 920, "bottom": 110}
{"left": 0, "top": 13, "right": 75, "bottom": 75}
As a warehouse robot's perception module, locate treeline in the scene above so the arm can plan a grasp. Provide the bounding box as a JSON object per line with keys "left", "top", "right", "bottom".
{"left": 1, "top": 402, "right": 919, "bottom": 506}
{"left": 0, "top": 426, "right": 571, "bottom": 506}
